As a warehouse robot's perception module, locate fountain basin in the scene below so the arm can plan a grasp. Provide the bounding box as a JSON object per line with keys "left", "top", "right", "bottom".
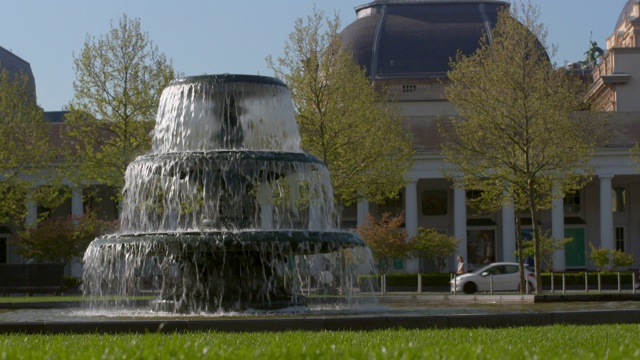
{"left": 90, "top": 230, "right": 364, "bottom": 254}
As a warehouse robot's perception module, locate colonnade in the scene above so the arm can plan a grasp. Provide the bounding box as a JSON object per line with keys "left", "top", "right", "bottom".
{"left": 356, "top": 174, "right": 619, "bottom": 273}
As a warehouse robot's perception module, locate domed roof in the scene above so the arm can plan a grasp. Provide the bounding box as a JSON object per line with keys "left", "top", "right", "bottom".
{"left": 340, "top": 0, "right": 509, "bottom": 79}
{"left": 0, "top": 45, "right": 36, "bottom": 99}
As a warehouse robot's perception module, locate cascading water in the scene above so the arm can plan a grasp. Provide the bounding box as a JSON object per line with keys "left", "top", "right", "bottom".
{"left": 82, "top": 74, "right": 375, "bottom": 313}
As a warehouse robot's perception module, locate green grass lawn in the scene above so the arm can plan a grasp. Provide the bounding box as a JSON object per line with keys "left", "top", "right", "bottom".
{"left": 1, "top": 324, "right": 639, "bottom": 359}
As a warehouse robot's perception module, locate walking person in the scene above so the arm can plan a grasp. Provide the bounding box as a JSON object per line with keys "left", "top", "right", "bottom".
{"left": 456, "top": 256, "right": 466, "bottom": 275}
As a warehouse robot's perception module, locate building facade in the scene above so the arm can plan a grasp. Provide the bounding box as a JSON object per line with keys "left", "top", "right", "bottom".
{"left": 340, "top": 0, "right": 640, "bottom": 272}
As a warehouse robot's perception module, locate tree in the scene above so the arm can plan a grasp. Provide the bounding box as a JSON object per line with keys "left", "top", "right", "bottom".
{"left": 520, "top": 232, "right": 572, "bottom": 271}
{"left": 266, "top": 7, "right": 414, "bottom": 206}
{"left": 588, "top": 243, "right": 635, "bottom": 271}
{"left": 16, "top": 212, "right": 116, "bottom": 267}
{"left": 439, "top": 2, "right": 607, "bottom": 293}
{"left": 408, "top": 227, "right": 460, "bottom": 273}
{"left": 62, "top": 14, "right": 176, "bottom": 201}
{"left": 355, "top": 212, "right": 409, "bottom": 274}
{"left": 0, "top": 68, "right": 65, "bottom": 225}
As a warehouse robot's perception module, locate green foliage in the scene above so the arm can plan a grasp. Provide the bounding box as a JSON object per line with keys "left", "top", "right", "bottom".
{"left": 541, "top": 271, "right": 636, "bottom": 286}
{"left": 0, "top": 68, "right": 63, "bottom": 225}
{"left": 612, "top": 249, "right": 635, "bottom": 269}
{"left": 266, "top": 7, "right": 413, "bottom": 206}
{"left": 408, "top": 227, "right": 460, "bottom": 273}
{"left": 355, "top": 212, "right": 409, "bottom": 274}
{"left": 520, "top": 232, "right": 573, "bottom": 271}
{"left": 588, "top": 243, "right": 635, "bottom": 271}
{"left": 63, "top": 14, "right": 176, "bottom": 200}
{"left": 63, "top": 276, "right": 82, "bottom": 291}
{"left": 16, "top": 212, "right": 116, "bottom": 266}
{"left": 440, "top": 3, "right": 607, "bottom": 289}
{"left": 359, "top": 273, "right": 451, "bottom": 289}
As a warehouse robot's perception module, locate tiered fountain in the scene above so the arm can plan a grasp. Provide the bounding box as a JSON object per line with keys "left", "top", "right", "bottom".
{"left": 82, "top": 74, "right": 372, "bottom": 313}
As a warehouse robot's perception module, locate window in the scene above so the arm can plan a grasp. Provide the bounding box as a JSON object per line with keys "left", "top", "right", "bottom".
{"left": 421, "top": 190, "right": 447, "bottom": 215}
{"left": 612, "top": 187, "right": 626, "bottom": 212}
{"left": 563, "top": 192, "right": 581, "bottom": 214}
{"left": 402, "top": 84, "right": 416, "bottom": 93}
{"left": 615, "top": 226, "right": 625, "bottom": 252}
{"left": 0, "top": 237, "right": 6, "bottom": 263}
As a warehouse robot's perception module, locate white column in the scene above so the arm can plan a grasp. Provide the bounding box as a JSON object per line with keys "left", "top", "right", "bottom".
{"left": 404, "top": 180, "right": 419, "bottom": 273}
{"left": 25, "top": 196, "right": 38, "bottom": 227}
{"left": 453, "top": 184, "right": 467, "bottom": 265}
{"left": 501, "top": 198, "right": 516, "bottom": 263}
{"left": 356, "top": 198, "right": 369, "bottom": 226}
{"left": 599, "top": 174, "right": 614, "bottom": 250}
{"left": 551, "top": 184, "right": 565, "bottom": 271}
{"left": 71, "top": 187, "right": 84, "bottom": 217}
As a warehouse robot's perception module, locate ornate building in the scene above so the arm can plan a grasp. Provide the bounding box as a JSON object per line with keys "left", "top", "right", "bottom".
{"left": 341, "top": 0, "right": 640, "bottom": 272}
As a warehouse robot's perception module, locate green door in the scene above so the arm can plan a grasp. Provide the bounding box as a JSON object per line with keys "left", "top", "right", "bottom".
{"left": 564, "top": 228, "right": 586, "bottom": 268}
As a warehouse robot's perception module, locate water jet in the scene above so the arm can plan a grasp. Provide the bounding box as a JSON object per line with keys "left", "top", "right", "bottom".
{"left": 82, "top": 74, "right": 373, "bottom": 313}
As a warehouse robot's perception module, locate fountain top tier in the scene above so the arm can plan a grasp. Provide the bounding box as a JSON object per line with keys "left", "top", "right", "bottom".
{"left": 119, "top": 74, "right": 344, "bottom": 234}
{"left": 152, "top": 74, "right": 302, "bottom": 154}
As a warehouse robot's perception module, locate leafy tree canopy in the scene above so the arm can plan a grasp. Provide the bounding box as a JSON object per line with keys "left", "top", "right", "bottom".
{"left": 267, "top": 7, "right": 414, "bottom": 206}
{"left": 355, "top": 212, "right": 408, "bottom": 274}
{"left": 16, "top": 212, "right": 117, "bottom": 266}
{"left": 408, "top": 227, "right": 460, "bottom": 273}
{"left": 0, "top": 68, "right": 63, "bottom": 224}
{"left": 439, "top": 2, "right": 608, "bottom": 291}
{"left": 63, "top": 14, "right": 176, "bottom": 199}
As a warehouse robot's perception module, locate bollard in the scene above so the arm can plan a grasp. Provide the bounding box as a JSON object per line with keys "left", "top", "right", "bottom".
{"left": 634, "top": 272, "right": 637, "bottom": 295}
{"left": 585, "top": 272, "right": 589, "bottom": 293}
{"left": 618, "top": 272, "right": 621, "bottom": 293}
{"left": 562, "top": 273, "right": 566, "bottom": 294}
{"left": 551, "top": 272, "right": 555, "bottom": 293}
{"left": 417, "top": 273, "right": 422, "bottom": 295}
{"left": 597, "top": 273, "right": 601, "bottom": 292}
{"left": 381, "top": 274, "right": 386, "bottom": 295}
{"left": 489, "top": 274, "right": 494, "bottom": 294}
{"left": 307, "top": 275, "right": 311, "bottom": 295}
{"left": 452, "top": 274, "right": 457, "bottom": 295}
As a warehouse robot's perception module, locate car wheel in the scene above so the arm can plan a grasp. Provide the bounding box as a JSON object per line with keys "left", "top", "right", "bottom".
{"left": 463, "top": 282, "right": 477, "bottom": 294}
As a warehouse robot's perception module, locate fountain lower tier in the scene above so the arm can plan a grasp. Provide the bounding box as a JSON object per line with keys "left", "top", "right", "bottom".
{"left": 83, "top": 231, "right": 366, "bottom": 312}
{"left": 88, "top": 230, "right": 365, "bottom": 254}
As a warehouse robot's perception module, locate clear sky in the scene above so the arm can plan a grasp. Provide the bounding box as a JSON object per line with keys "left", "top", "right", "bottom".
{"left": 0, "top": 0, "right": 628, "bottom": 112}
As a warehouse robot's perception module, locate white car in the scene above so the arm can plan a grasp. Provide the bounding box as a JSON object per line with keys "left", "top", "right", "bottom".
{"left": 450, "top": 262, "right": 536, "bottom": 294}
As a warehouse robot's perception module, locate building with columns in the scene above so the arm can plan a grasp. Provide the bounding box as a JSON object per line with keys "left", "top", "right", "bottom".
{"left": 0, "top": 46, "right": 118, "bottom": 273}
{"left": 340, "top": 0, "right": 640, "bottom": 272}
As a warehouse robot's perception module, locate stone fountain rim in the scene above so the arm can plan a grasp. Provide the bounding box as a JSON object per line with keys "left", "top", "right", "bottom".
{"left": 135, "top": 150, "right": 326, "bottom": 166}
{"left": 88, "top": 230, "right": 366, "bottom": 250}
{"left": 169, "top": 73, "right": 287, "bottom": 87}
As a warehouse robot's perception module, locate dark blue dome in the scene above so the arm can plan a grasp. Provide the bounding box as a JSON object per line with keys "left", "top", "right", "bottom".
{"left": 0, "top": 45, "right": 36, "bottom": 100}
{"left": 340, "top": 0, "right": 509, "bottom": 79}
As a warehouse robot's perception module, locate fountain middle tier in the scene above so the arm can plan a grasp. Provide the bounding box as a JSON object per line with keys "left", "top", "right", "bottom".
{"left": 120, "top": 150, "right": 342, "bottom": 233}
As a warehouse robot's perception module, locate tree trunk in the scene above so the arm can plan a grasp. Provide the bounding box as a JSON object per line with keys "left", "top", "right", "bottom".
{"left": 516, "top": 215, "right": 525, "bottom": 293}
{"left": 528, "top": 179, "right": 543, "bottom": 294}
